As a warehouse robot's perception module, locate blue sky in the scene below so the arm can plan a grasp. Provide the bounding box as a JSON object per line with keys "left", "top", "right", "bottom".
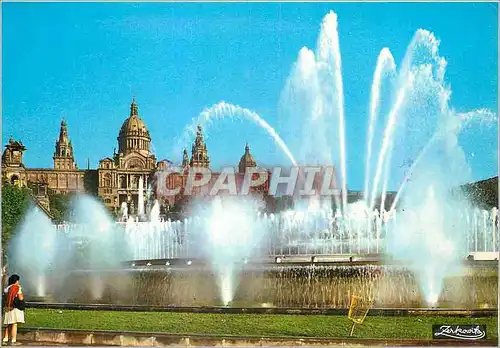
{"left": 2, "top": 2, "right": 498, "bottom": 190}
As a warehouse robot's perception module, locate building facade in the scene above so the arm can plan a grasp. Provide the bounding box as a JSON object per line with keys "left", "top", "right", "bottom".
{"left": 2, "top": 98, "right": 269, "bottom": 218}
{"left": 96, "top": 97, "right": 159, "bottom": 212}
{"left": 158, "top": 126, "right": 270, "bottom": 206}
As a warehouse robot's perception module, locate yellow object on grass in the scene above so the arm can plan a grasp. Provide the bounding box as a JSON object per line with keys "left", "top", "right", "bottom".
{"left": 347, "top": 294, "right": 374, "bottom": 336}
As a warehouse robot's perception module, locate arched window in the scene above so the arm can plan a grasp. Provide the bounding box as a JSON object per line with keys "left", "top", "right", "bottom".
{"left": 10, "top": 175, "right": 19, "bottom": 186}
{"left": 120, "top": 176, "right": 127, "bottom": 189}
{"left": 103, "top": 173, "right": 112, "bottom": 187}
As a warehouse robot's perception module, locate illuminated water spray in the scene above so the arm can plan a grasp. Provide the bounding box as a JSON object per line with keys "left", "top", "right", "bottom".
{"left": 364, "top": 48, "right": 396, "bottom": 205}
{"left": 8, "top": 11, "right": 496, "bottom": 309}
{"left": 176, "top": 101, "right": 297, "bottom": 166}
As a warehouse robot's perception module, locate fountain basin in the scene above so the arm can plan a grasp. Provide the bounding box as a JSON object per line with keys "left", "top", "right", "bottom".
{"left": 24, "top": 263, "right": 497, "bottom": 310}
{"left": 121, "top": 255, "right": 499, "bottom": 268}
{"left": 467, "top": 252, "right": 499, "bottom": 261}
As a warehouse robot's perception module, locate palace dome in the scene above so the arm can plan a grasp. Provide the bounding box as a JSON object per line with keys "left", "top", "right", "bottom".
{"left": 120, "top": 114, "right": 149, "bottom": 134}
{"left": 238, "top": 143, "right": 256, "bottom": 173}
{"left": 119, "top": 98, "right": 150, "bottom": 137}
{"left": 117, "top": 97, "right": 151, "bottom": 157}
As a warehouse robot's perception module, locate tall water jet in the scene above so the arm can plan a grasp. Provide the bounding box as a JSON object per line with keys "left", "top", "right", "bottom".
{"left": 278, "top": 44, "right": 339, "bottom": 209}
{"left": 390, "top": 108, "right": 498, "bottom": 212}
{"left": 67, "top": 195, "right": 132, "bottom": 300}
{"left": 379, "top": 24, "right": 497, "bottom": 305}
{"left": 146, "top": 184, "right": 153, "bottom": 217}
{"left": 279, "top": 11, "right": 360, "bottom": 210}
{"left": 364, "top": 48, "right": 396, "bottom": 205}
{"left": 175, "top": 102, "right": 297, "bottom": 166}
{"left": 7, "top": 205, "right": 68, "bottom": 297}
{"left": 138, "top": 176, "right": 145, "bottom": 218}
{"left": 380, "top": 139, "right": 395, "bottom": 212}
{"left": 194, "top": 196, "right": 266, "bottom": 305}
{"left": 120, "top": 201, "right": 128, "bottom": 222}
{"left": 369, "top": 73, "right": 413, "bottom": 211}
{"left": 280, "top": 47, "right": 332, "bottom": 167}
{"left": 150, "top": 199, "right": 160, "bottom": 223}
{"left": 390, "top": 133, "right": 440, "bottom": 211}
{"left": 370, "top": 28, "right": 449, "bottom": 210}
{"left": 316, "top": 11, "right": 348, "bottom": 210}
{"left": 386, "top": 185, "right": 466, "bottom": 306}
{"left": 70, "top": 195, "right": 128, "bottom": 268}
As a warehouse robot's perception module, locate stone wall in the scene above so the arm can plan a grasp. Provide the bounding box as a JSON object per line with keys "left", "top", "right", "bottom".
{"left": 27, "top": 265, "right": 498, "bottom": 309}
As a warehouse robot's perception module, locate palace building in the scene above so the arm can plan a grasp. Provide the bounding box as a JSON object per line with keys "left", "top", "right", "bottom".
{"left": 158, "top": 126, "right": 270, "bottom": 206}
{"left": 2, "top": 98, "right": 270, "bottom": 218}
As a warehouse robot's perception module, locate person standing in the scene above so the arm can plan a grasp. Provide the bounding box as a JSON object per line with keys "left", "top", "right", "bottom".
{"left": 2, "top": 274, "right": 25, "bottom": 346}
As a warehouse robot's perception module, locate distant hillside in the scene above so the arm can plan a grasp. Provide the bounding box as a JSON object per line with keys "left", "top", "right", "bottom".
{"left": 460, "top": 176, "right": 498, "bottom": 209}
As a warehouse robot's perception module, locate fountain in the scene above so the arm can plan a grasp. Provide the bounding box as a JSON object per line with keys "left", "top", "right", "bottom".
{"left": 7, "top": 205, "right": 67, "bottom": 299}
{"left": 120, "top": 201, "right": 128, "bottom": 222}
{"left": 6, "top": 10, "right": 498, "bottom": 310}
{"left": 146, "top": 184, "right": 156, "bottom": 218}
{"left": 150, "top": 199, "right": 160, "bottom": 223}
{"left": 198, "top": 196, "right": 266, "bottom": 305}
{"left": 138, "top": 176, "right": 145, "bottom": 220}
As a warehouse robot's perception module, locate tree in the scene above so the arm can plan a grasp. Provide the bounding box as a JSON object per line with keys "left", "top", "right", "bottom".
{"left": 48, "top": 192, "right": 73, "bottom": 223}
{"left": 1, "top": 183, "right": 30, "bottom": 262}
{"left": 171, "top": 195, "right": 192, "bottom": 213}
{"left": 263, "top": 195, "right": 277, "bottom": 214}
{"left": 83, "top": 170, "right": 99, "bottom": 196}
{"left": 460, "top": 177, "right": 498, "bottom": 210}
{"left": 275, "top": 195, "right": 294, "bottom": 212}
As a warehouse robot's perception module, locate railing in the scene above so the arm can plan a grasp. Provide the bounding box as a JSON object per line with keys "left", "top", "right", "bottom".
{"left": 55, "top": 207, "right": 499, "bottom": 261}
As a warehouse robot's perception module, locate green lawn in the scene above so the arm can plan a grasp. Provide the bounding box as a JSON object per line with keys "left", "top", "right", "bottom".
{"left": 22, "top": 308, "right": 498, "bottom": 340}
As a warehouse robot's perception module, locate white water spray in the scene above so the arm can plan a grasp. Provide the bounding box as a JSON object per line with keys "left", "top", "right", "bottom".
{"left": 176, "top": 102, "right": 297, "bottom": 166}
{"left": 7, "top": 206, "right": 61, "bottom": 297}
{"left": 364, "top": 48, "right": 396, "bottom": 204}
{"left": 138, "top": 176, "right": 145, "bottom": 218}
{"left": 9, "top": 11, "right": 496, "bottom": 310}
{"left": 370, "top": 73, "right": 413, "bottom": 210}
{"left": 316, "top": 11, "right": 348, "bottom": 210}
{"left": 198, "top": 196, "right": 266, "bottom": 305}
